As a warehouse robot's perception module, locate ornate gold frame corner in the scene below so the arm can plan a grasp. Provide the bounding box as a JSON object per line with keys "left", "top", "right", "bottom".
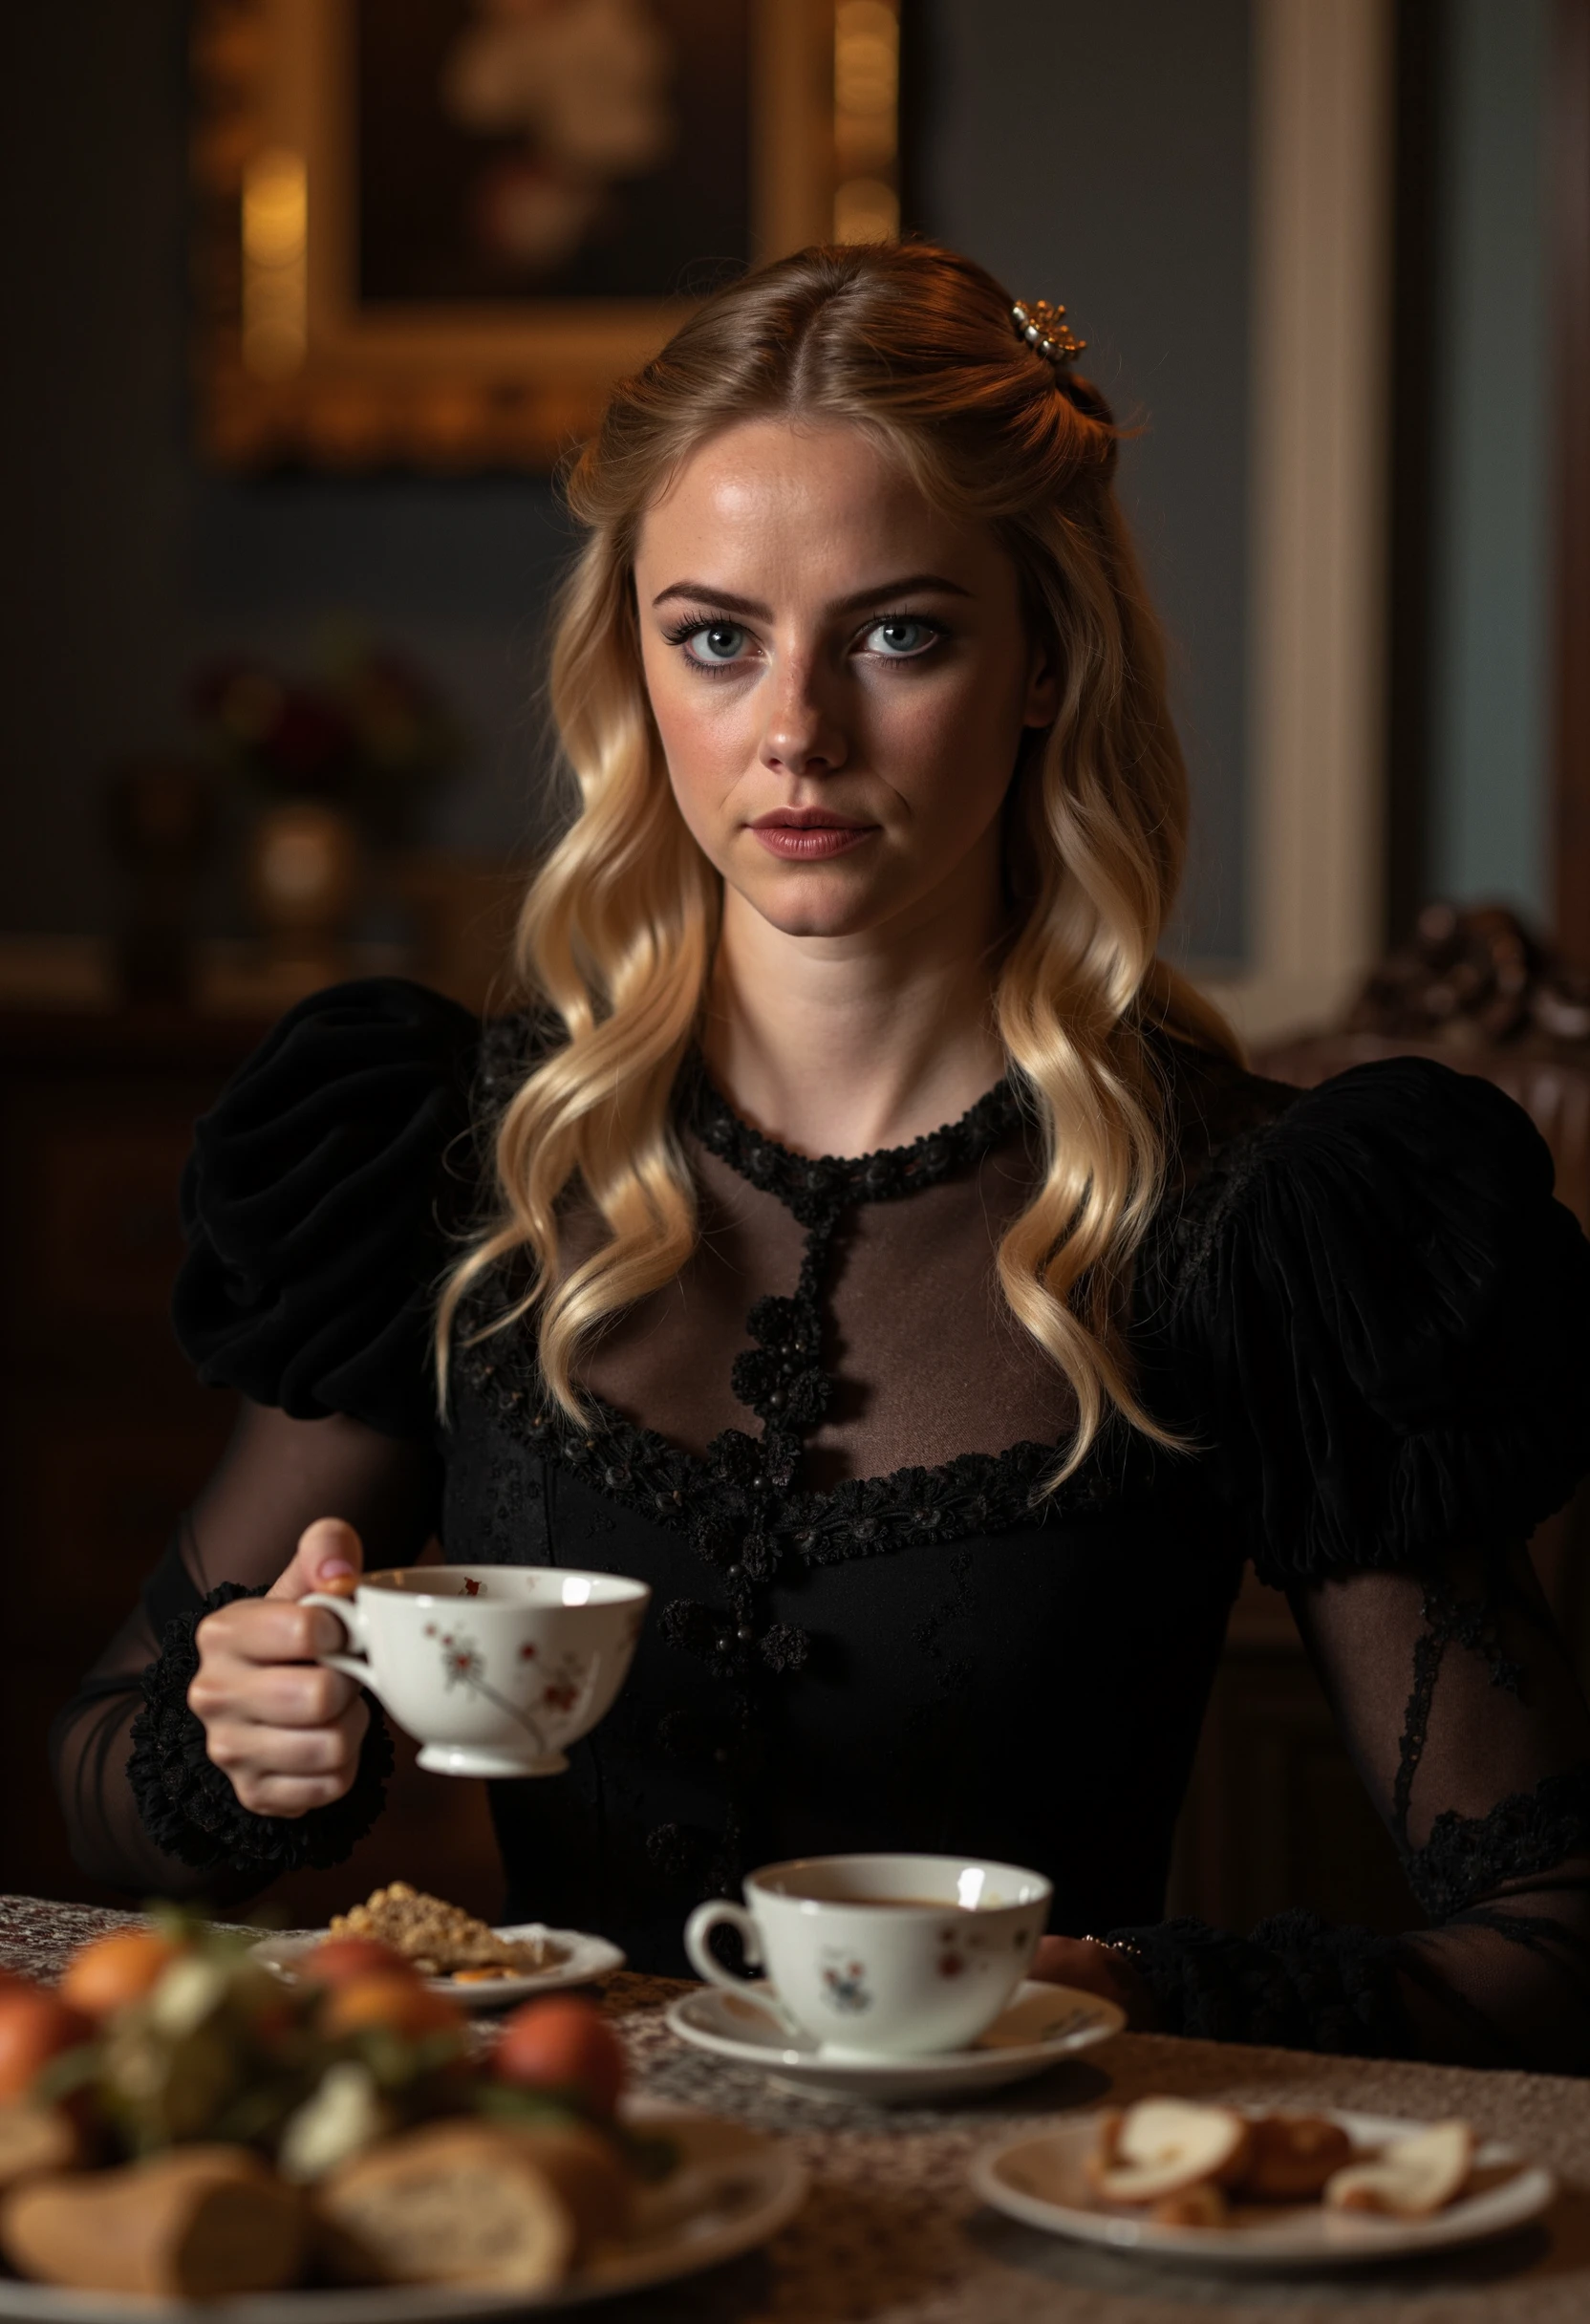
{"left": 190, "top": 0, "right": 900, "bottom": 474}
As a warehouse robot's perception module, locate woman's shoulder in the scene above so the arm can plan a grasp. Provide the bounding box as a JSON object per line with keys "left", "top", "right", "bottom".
{"left": 173, "top": 978, "right": 528, "bottom": 1437}
{"left": 183, "top": 976, "right": 488, "bottom": 1211}
{"left": 1154, "top": 1040, "right": 1590, "bottom": 1582}
{"left": 1164, "top": 1038, "right": 1559, "bottom": 1230}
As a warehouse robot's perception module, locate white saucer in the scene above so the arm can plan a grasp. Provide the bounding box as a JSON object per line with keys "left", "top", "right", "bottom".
{"left": 666, "top": 1979, "right": 1124, "bottom": 2100}
{"left": 972, "top": 2107, "right": 1558, "bottom": 2271}
{"left": 251, "top": 1924, "right": 625, "bottom": 2012}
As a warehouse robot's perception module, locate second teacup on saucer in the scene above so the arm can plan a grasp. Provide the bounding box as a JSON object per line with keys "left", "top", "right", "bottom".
{"left": 665, "top": 1979, "right": 1124, "bottom": 2103}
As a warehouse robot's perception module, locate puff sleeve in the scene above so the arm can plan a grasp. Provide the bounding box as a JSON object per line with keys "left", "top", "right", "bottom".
{"left": 1128, "top": 1059, "right": 1590, "bottom": 2070}
{"left": 1169, "top": 1058, "right": 1590, "bottom": 1585}
{"left": 173, "top": 979, "right": 481, "bottom": 1441}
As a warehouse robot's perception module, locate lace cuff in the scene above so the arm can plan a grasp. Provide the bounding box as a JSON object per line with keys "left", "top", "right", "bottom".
{"left": 126, "top": 1582, "right": 394, "bottom": 1877}
{"left": 1109, "top": 1911, "right": 1411, "bottom": 2056}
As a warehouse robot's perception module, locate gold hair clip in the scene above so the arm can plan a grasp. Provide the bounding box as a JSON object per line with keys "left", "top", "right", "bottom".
{"left": 1011, "top": 298, "right": 1085, "bottom": 365}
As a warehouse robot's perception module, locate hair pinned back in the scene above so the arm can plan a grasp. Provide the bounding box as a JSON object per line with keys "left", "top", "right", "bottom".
{"left": 438, "top": 239, "right": 1238, "bottom": 1485}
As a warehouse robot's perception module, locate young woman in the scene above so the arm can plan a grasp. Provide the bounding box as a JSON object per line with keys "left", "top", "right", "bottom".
{"left": 54, "top": 242, "right": 1590, "bottom": 2070}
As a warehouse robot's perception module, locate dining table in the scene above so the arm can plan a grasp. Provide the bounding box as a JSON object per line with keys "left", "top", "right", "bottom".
{"left": 4, "top": 1894, "right": 1590, "bottom": 2322}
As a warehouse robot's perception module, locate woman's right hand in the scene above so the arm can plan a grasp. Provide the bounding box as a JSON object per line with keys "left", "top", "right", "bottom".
{"left": 187, "top": 1517, "right": 369, "bottom": 1818}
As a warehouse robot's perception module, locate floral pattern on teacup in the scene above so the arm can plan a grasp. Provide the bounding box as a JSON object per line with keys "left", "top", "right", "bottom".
{"left": 820, "top": 1952, "right": 872, "bottom": 2013}
{"left": 420, "top": 1623, "right": 591, "bottom": 1756}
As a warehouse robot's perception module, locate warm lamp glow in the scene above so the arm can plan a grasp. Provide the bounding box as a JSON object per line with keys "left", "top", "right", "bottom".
{"left": 242, "top": 146, "right": 308, "bottom": 378}
{"left": 833, "top": 0, "right": 899, "bottom": 244}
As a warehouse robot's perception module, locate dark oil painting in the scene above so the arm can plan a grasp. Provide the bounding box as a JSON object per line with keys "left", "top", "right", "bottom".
{"left": 355, "top": 0, "right": 752, "bottom": 304}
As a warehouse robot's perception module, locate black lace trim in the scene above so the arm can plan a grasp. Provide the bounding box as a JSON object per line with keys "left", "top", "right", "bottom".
{"left": 457, "top": 1056, "right": 1136, "bottom": 1582}
{"left": 1402, "top": 1761, "right": 1590, "bottom": 1923}
{"left": 458, "top": 1066, "right": 1133, "bottom": 1904}
{"left": 1376, "top": 1557, "right": 1590, "bottom": 1919}
{"left": 1109, "top": 1910, "right": 1410, "bottom": 2056}
{"left": 1391, "top": 1556, "right": 1526, "bottom": 1848}
{"left": 687, "top": 1070, "right": 1026, "bottom": 1225}
{"left": 1110, "top": 1757, "right": 1590, "bottom": 2056}
{"left": 127, "top": 1582, "right": 394, "bottom": 1877}
{"left": 462, "top": 1334, "right": 1135, "bottom": 1560}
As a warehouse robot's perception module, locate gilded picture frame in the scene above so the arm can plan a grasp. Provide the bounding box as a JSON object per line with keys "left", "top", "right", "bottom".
{"left": 191, "top": 0, "right": 902, "bottom": 471}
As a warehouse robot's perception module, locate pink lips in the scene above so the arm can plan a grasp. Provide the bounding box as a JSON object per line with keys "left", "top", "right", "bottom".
{"left": 749, "top": 809, "right": 877, "bottom": 862}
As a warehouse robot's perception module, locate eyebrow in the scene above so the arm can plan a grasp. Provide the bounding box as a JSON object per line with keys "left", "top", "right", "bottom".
{"left": 648, "top": 572, "right": 975, "bottom": 617}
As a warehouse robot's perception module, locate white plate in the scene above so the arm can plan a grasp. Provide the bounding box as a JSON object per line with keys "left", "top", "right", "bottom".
{"left": 666, "top": 1979, "right": 1125, "bottom": 2101}
{"left": 0, "top": 2100, "right": 806, "bottom": 2320}
{"left": 250, "top": 1926, "right": 625, "bottom": 2011}
{"left": 972, "top": 2106, "right": 1558, "bottom": 2270}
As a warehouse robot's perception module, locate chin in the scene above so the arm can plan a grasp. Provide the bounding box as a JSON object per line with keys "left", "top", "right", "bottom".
{"left": 740, "top": 869, "right": 887, "bottom": 939}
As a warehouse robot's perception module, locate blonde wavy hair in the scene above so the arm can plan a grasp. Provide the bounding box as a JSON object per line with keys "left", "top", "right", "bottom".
{"left": 439, "top": 240, "right": 1238, "bottom": 1481}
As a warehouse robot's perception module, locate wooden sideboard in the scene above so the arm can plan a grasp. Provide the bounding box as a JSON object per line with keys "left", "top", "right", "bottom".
{"left": 0, "top": 1006, "right": 500, "bottom": 1924}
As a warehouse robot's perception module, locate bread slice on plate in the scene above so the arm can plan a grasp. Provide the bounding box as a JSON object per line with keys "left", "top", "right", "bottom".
{"left": 316, "top": 2120, "right": 577, "bottom": 2292}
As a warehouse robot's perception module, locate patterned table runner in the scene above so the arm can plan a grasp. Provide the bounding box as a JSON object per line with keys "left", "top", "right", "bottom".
{"left": 4, "top": 1896, "right": 1588, "bottom": 2321}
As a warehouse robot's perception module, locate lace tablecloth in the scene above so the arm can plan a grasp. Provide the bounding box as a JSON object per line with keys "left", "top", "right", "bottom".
{"left": 4, "top": 1895, "right": 1589, "bottom": 2321}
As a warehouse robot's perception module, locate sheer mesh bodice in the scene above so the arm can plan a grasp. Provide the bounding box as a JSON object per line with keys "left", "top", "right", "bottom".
{"left": 574, "top": 1119, "right": 1076, "bottom": 1484}
{"left": 50, "top": 979, "right": 1590, "bottom": 2072}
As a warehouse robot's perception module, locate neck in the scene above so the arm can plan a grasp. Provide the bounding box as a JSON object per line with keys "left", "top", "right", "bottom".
{"left": 700, "top": 853, "right": 1008, "bottom": 1158}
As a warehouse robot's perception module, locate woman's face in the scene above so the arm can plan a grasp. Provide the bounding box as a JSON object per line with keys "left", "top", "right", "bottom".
{"left": 633, "top": 419, "right": 1056, "bottom": 945}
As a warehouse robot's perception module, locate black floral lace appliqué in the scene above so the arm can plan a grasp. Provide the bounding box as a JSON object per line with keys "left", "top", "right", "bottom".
{"left": 458, "top": 1071, "right": 1133, "bottom": 1578}
{"left": 457, "top": 1069, "right": 1150, "bottom": 1897}
{"left": 1386, "top": 1553, "right": 1590, "bottom": 1925}
{"left": 1406, "top": 1763, "right": 1590, "bottom": 1925}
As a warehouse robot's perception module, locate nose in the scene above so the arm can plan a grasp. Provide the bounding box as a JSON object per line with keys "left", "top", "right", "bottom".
{"left": 759, "top": 653, "right": 848, "bottom": 782}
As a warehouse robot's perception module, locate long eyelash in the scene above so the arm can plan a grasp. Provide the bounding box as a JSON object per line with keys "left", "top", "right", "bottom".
{"left": 660, "top": 611, "right": 734, "bottom": 646}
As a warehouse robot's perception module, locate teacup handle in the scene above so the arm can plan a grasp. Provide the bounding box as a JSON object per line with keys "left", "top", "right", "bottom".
{"left": 683, "top": 1904, "right": 808, "bottom": 2041}
{"left": 300, "top": 1592, "right": 374, "bottom": 1687}
{"left": 682, "top": 1905, "right": 806, "bottom": 2040}
{"left": 684, "top": 1900, "right": 770, "bottom": 1993}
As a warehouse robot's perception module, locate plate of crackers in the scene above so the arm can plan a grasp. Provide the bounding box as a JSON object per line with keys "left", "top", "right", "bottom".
{"left": 972, "top": 2096, "right": 1557, "bottom": 2269}
{"left": 252, "top": 1886, "right": 624, "bottom": 2011}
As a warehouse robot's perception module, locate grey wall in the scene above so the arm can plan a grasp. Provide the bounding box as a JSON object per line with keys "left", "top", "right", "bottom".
{"left": 1428, "top": 0, "right": 1553, "bottom": 918}
{"left": 918, "top": 0, "right": 1253, "bottom": 963}
{"left": 2, "top": 1, "right": 1253, "bottom": 959}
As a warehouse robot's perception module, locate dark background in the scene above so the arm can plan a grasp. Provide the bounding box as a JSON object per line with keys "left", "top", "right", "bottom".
{"left": 0, "top": 0, "right": 1254, "bottom": 960}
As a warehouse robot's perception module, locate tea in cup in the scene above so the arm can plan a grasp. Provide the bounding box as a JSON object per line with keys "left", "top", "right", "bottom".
{"left": 683, "top": 1852, "right": 1051, "bottom": 2058}
{"left": 301, "top": 1566, "right": 650, "bottom": 1778}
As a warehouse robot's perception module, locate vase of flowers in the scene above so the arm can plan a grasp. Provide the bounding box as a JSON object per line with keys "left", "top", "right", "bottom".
{"left": 194, "top": 635, "right": 461, "bottom": 979}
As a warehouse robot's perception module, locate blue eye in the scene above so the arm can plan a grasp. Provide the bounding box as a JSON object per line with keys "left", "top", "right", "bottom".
{"left": 685, "top": 623, "right": 748, "bottom": 666}
{"left": 864, "top": 617, "right": 939, "bottom": 657}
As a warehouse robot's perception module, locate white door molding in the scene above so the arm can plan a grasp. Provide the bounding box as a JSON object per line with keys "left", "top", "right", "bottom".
{"left": 1200, "top": 0, "right": 1395, "bottom": 1048}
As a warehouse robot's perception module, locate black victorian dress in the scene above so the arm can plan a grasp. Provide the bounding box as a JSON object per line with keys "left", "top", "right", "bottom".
{"left": 52, "top": 980, "right": 1590, "bottom": 2070}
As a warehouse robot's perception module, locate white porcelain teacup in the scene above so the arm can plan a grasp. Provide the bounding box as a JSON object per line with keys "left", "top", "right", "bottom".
{"left": 301, "top": 1566, "right": 650, "bottom": 1778}
{"left": 683, "top": 1852, "right": 1052, "bottom": 2059}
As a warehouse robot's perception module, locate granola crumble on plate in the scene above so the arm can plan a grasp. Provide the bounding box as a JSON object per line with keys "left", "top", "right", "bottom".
{"left": 330, "top": 1882, "right": 569, "bottom": 1978}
